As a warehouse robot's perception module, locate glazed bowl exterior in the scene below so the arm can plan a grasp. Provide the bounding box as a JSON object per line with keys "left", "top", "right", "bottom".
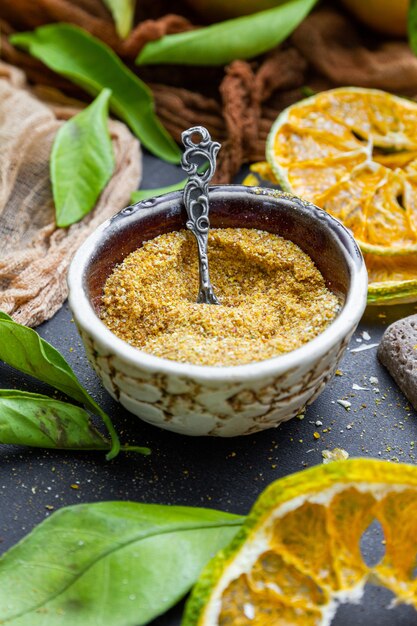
{"left": 68, "top": 186, "right": 368, "bottom": 437}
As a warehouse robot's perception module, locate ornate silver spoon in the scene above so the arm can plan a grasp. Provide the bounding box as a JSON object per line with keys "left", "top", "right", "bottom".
{"left": 181, "top": 126, "right": 221, "bottom": 305}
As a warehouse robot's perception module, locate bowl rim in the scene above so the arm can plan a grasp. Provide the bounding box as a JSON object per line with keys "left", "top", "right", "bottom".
{"left": 68, "top": 185, "right": 368, "bottom": 382}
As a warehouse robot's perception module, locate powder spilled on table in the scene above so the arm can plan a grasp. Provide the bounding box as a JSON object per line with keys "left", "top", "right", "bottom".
{"left": 101, "top": 228, "right": 340, "bottom": 366}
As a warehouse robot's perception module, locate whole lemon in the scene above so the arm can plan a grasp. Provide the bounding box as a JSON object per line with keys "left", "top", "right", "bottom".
{"left": 341, "top": 0, "right": 408, "bottom": 36}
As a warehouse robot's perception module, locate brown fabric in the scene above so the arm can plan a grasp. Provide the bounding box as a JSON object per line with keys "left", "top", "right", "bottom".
{"left": 120, "top": 14, "right": 194, "bottom": 59}
{"left": 293, "top": 9, "right": 417, "bottom": 95}
{"left": 215, "top": 48, "right": 308, "bottom": 182}
{"left": 0, "top": 62, "right": 142, "bottom": 327}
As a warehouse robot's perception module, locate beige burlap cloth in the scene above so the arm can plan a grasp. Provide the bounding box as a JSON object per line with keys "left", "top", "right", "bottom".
{"left": 0, "top": 62, "right": 141, "bottom": 327}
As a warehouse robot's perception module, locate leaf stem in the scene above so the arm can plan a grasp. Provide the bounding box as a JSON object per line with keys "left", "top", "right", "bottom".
{"left": 94, "top": 404, "right": 121, "bottom": 460}
{"left": 121, "top": 445, "right": 152, "bottom": 455}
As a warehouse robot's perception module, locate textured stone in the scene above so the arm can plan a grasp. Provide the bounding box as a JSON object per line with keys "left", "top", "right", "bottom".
{"left": 378, "top": 315, "right": 417, "bottom": 411}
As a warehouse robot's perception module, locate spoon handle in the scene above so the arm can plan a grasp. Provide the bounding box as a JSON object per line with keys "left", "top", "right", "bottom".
{"left": 181, "top": 126, "right": 221, "bottom": 305}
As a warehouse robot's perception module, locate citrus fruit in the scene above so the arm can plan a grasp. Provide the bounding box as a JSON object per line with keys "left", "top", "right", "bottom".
{"left": 267, "top": 88, "right": 417, "bottom": 256}
{"left": 265, "top": 87, "right": 417, "bottom": 303}
{"left": 365, "top": 252, "right": 417, "bottom": 304}
{"left": 341, "top": 0, "right": 408, "bottom": 36}
{"left": 182, "top": 459, "right": 417, "bottom": 626}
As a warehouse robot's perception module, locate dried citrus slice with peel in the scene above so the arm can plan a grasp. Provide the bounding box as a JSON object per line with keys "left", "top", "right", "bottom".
{"left": 182, "top": 459, "right": 417, "bottom": 626}
{"left": 365, "top": 252, "right": 417, "bottom": 304}
{"left": 267, "top": 88, "right": 417, "bottom": 257}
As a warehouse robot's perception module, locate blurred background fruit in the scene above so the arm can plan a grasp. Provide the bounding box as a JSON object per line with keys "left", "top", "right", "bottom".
{"left": 341, "top": 0, "right": 408, "bottom": 36}
{"left": 185, "top": 0, "right": 408, "bottom": 36}
{"left": 183, "top": 460, "right": 417, "bottom": 626}
{"left": 184, "top": 0, "right": 288, "bottom": 22}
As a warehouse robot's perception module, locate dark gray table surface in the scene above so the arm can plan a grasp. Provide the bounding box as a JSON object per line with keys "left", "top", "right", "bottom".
{"left": 1, "top": 153, "right": 417, "bottom": 625}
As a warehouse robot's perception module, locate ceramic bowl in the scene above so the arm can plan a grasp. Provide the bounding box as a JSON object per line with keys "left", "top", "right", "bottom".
{"left": 68, "top": 186, "right": 368, "bottom": 437}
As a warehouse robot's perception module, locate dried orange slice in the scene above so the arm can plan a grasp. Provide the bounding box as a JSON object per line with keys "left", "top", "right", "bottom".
{"left": 260, "top": 88, "right": 417, "bottom": 303}
{"left": 365, "top": 252, "right": 417, "bottom": 304}
{"left": 182, "top": 459, "right": 417, "bottom": 626}
{"left": 267, "top": 88, "right": 417, "bottom": 256}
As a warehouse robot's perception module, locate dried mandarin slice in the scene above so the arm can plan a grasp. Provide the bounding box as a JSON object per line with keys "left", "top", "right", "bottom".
{"left": 267, "top": 88, "right": 417, "bottom": 256}
{"left": 263, "top": 88, "right": 417, "bottom": 303}
{"left": 182, "top": 460, "right": 417, "bottom": 626}
{"left": 365, "top": 253, "right": 417, "bottom": 305}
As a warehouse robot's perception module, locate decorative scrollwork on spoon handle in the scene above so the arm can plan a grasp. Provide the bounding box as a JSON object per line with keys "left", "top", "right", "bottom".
{"left": 181, "top": 126, "right": 221, "bottom": 305}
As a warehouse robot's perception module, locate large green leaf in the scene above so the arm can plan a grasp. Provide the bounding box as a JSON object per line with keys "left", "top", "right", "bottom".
{"left": 11, "top": 24, "right": 181, "bottom": 163}
{"left": 51, "top": 89, "right": 115, "bottom": 228}
{"left": 0, "top": 313, "right": 121, "bottom": 458}
{"left": 103, "top": 0, "right": 136, "bottom": 38}
{"left": 0, "top": 390, "right": 110, "bottom": 450}
{"left": 136, "top": 0, "right": 318, "bottom": 66}
{"left": 0, "top": 502, "right": 244, "bottom": 625}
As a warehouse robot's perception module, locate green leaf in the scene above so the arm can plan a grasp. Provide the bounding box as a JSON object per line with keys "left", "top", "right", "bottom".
{"left": 0, "top": 390, "right": 110, "bottom": 450}
{"left": 51, "top": 89, "right": 115, "bottom": 228}
{"left": 131, "top": 178, "right": 187, "bottom": 203}
{"left": 409, "top": 0, "right": 417, "bottom": 55}
{"left": 0, "top": 502, "right": 244, "bottom": 625}
{"left": 0, "top": 318, "right": 92, "bottom": 406}
{"left": 103, "top": 0, "right": 136, "bottom": 38}
{"left": 136, "top": 0, "right": 318, "bottom": 66}
{"left": 10, "top": 24, "right": 181, "bottom": 163}
{"left": 0, "top": 390, "right": 150, "bottom": 454}
{"left": 0, "top": 314, "right": 121, "bottom": 459}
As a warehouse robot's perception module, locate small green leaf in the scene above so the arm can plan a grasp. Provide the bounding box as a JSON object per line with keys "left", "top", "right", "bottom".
{"left": 131, "top": 178, "right": 187, "bottom": 203}
{"left": 0, "top": 390, "right": 110, "bottom": 450}
{"left": 136, "top": 0, "right": 318, "bottom": 66}
{"left": 11, "top": 24, "right": 181, "bottom": 163}
{"left": 409, "top": 0, "right": 417, "bottom": 55}
{"left": 103, "top": 0, "right": 136, "bottom": 38}
{"left": 0, "top": 313, "right": 121, "bottom": 459}
{"left": 0, "top": 502, "right": 244, "bottom": 625}
{"left": 51, "top": 89, "right": 115, "bottom": 228}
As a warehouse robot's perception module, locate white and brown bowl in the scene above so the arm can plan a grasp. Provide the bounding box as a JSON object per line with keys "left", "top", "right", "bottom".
{"left": 67, "top": 186, "right": 367, "bottom": 437}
